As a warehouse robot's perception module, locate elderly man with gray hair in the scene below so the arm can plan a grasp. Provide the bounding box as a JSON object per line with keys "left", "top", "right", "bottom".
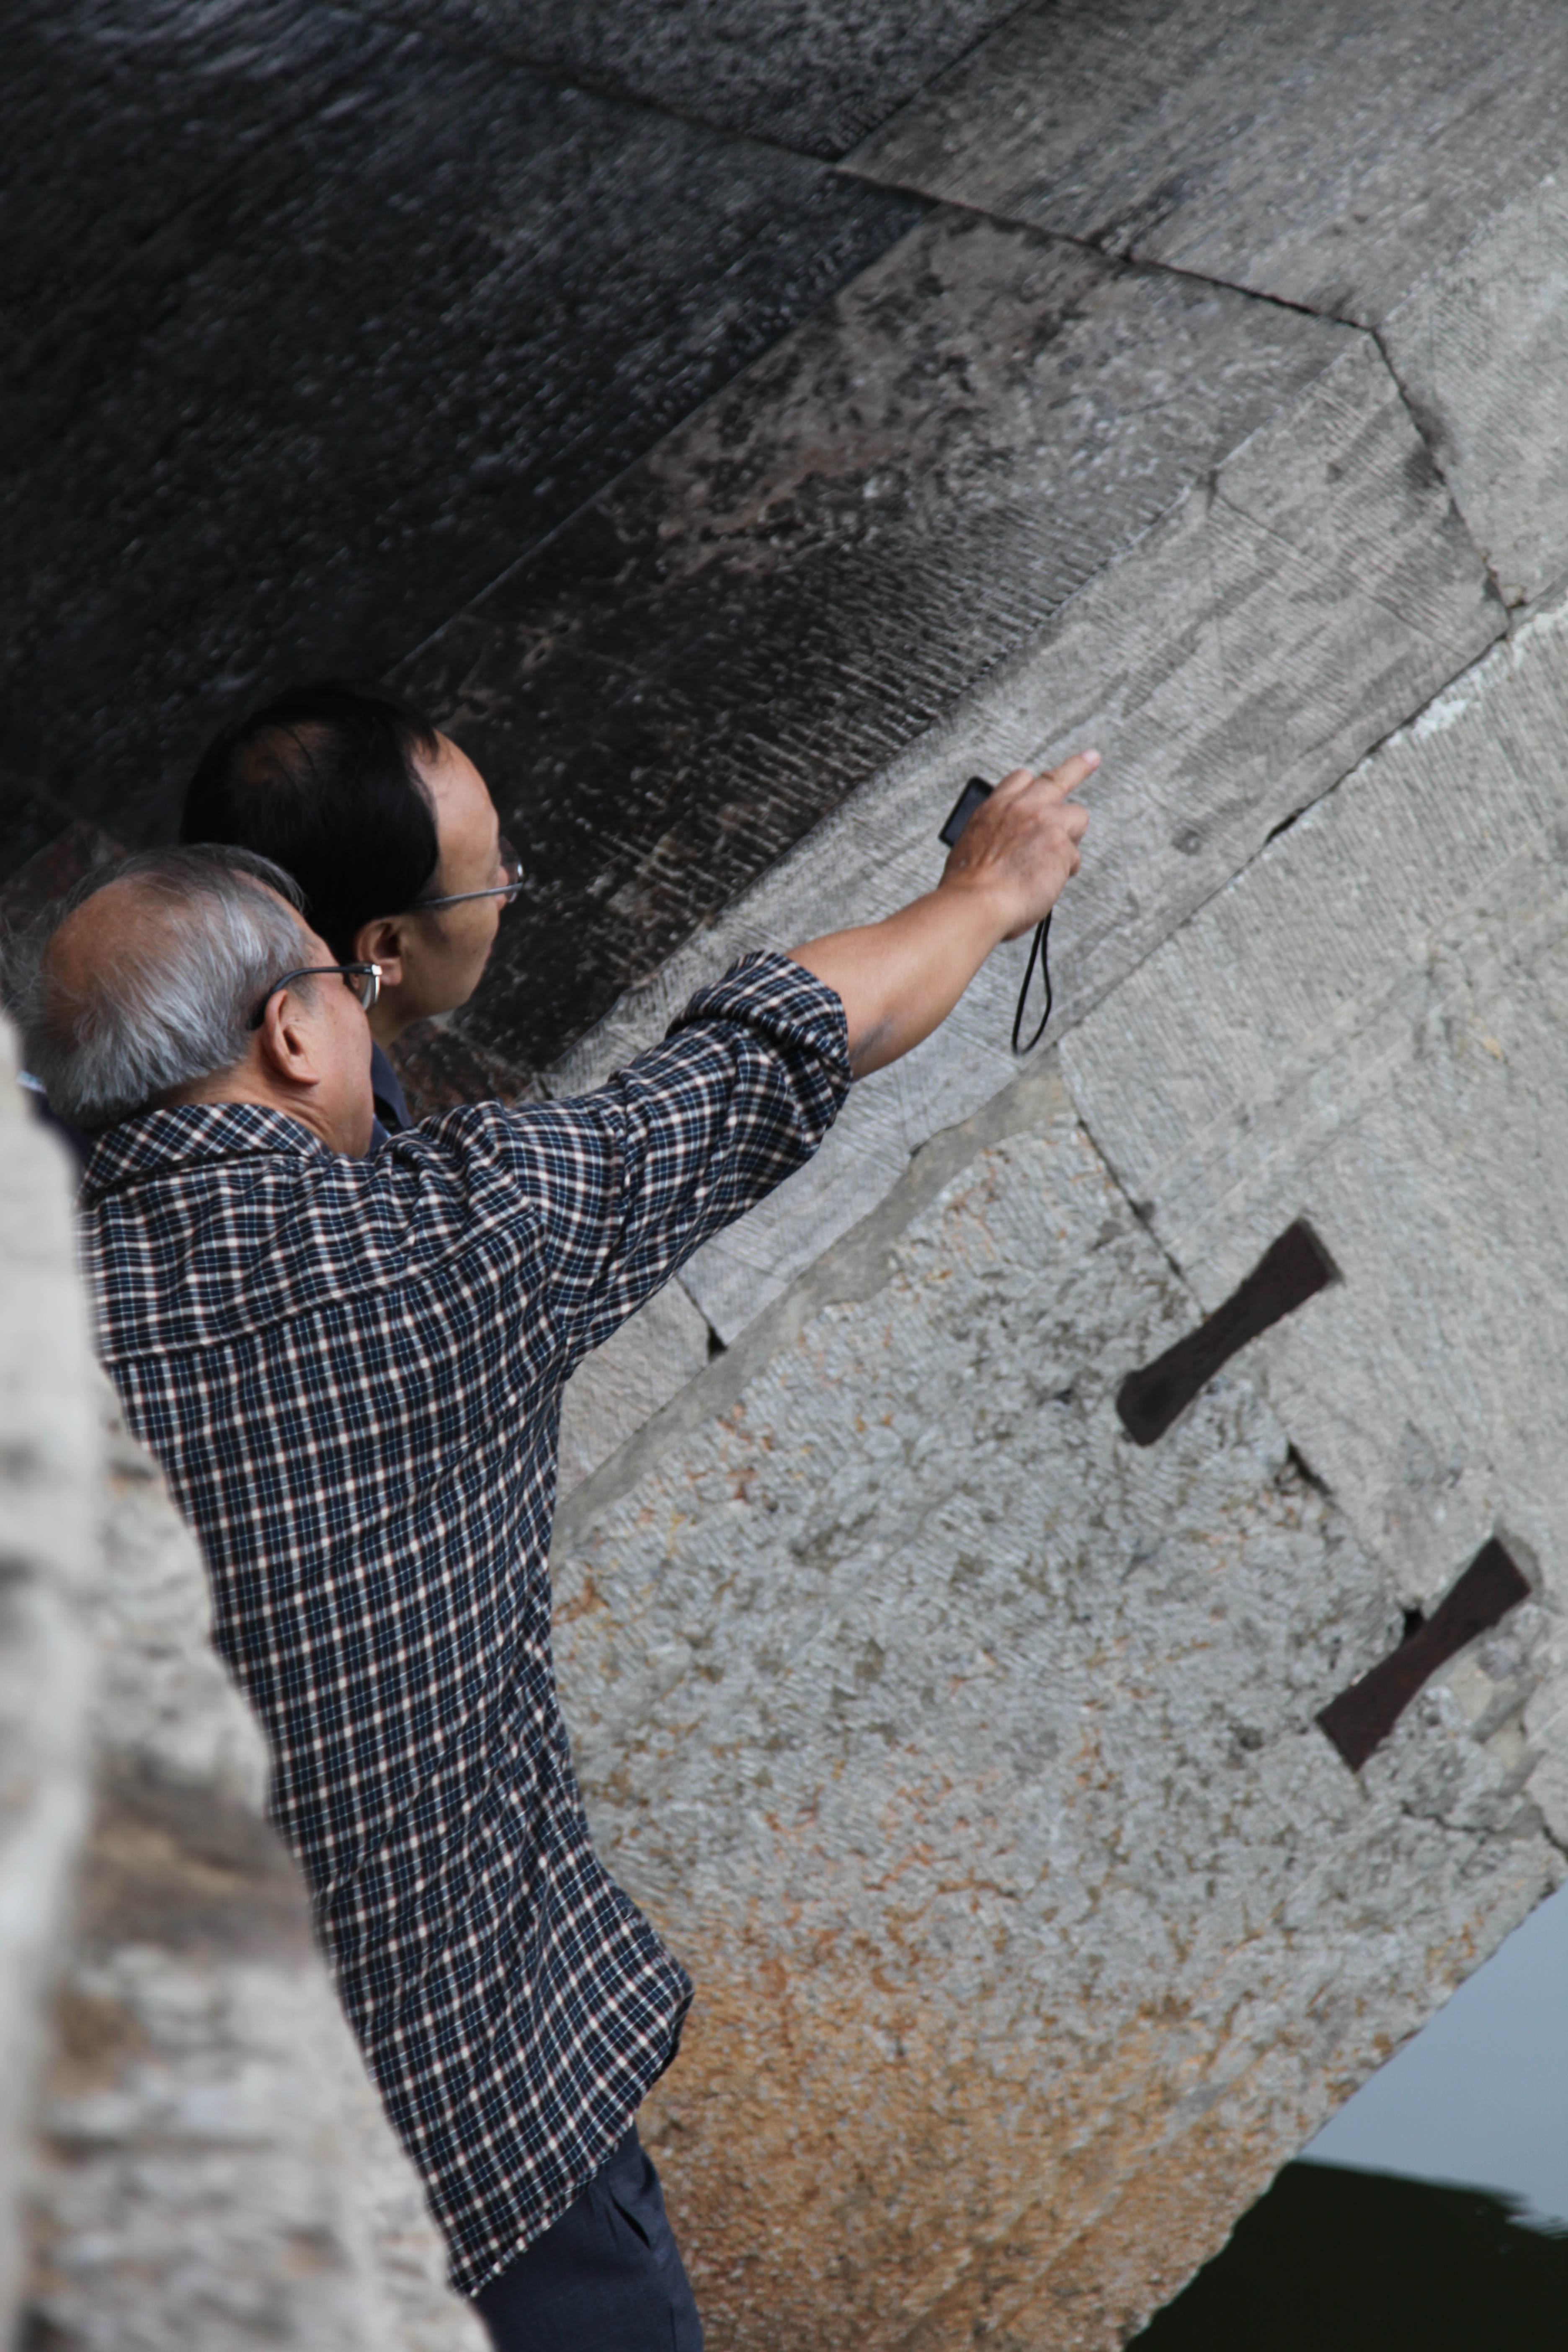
{"left": 10, "top": 755, "right": 1092, "bottom": 2348}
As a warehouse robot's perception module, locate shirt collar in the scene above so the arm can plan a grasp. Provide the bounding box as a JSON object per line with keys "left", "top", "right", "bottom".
{"left": 369, "top": 1039, "right": 410, "bottom": 1131}
{"left": 81, "top": 1101, "right": 330, "bottom": 1202}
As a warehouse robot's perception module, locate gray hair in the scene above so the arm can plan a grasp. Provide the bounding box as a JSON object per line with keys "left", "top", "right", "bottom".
{"left": 7, "top": 845, "right": 312, "bottom": 1131}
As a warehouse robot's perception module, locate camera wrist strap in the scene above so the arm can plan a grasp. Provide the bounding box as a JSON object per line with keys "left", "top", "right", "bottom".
{"left": 939, "top": 776, "right": 1055, "bottom": 1057}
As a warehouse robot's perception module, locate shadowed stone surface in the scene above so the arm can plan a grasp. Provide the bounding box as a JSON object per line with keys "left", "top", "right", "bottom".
{"left": 549, "top": 1065, "right": 1561, "bottom": 2350}
{"left": 544, "top": 333, "right": 1499, "bottom": 1342}
{"left": 373, "top": 0, "right": 1026, "bottom": 157}
{"left": 1060, "top": 595, "right": 1568, "bottom": 1853}
{"left": 400, "top": 209, "right": 1354, "bottom": 1088}
{"left": 0, "top": 3, "right": 396, "bottom": 354}
{"left": 851, "top": 0, "right": 1568, "bottom": 328}
{"left": 0, "top": 17, "right": 921, "bottom": 877}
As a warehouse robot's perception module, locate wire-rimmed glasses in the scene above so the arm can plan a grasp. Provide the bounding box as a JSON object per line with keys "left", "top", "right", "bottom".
{"left": 248, "top": 962, "right": 382, "bottom": 1031}
{"left": 410, "top": 838, "right": 525, "bottom": 915}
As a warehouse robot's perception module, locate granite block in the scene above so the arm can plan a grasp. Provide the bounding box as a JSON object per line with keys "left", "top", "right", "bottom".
{"left": 851, "top": 0, "right": 1568, "bottom": 328}
{"left": 400, "top": 209, "right": 1352, "bottom": 1088}
{"left": 548, "top": 1059, "right": 1560, "bottom": 2348}
{"left": 0, "top": 28, "right": 921, "bottom": 874}
{"left": 1380, "top": 173, "right": 1568, "bottom": 609}
{"left": 1061, "top": 592, "right": 1568, "bottom": 1656}
{"left": 372, "top": 0, "right": 1026, "bottom": 158}
{"left": 545, "top": 335, "right": 1501, "bottom": 1344}
{"left": 0, "top": 2, "right": 392, "bottom": 348}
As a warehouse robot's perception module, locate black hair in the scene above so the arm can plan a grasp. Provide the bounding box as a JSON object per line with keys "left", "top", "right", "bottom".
{"left": 180, "top": 679, "right": 442, "bottom": 959}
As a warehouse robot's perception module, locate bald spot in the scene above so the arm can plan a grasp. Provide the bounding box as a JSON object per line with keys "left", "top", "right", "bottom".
{"left": 47, "top": 874, "right": 189, "bottom": 1013}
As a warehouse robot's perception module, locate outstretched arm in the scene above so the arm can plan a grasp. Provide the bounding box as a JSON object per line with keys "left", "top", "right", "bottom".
{"left": 789, "top": 752, "right": 1096, "bottom": 1077}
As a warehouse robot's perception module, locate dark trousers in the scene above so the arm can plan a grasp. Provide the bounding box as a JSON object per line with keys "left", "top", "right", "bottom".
{"left": 477, "top": 2126, "right": 704, "bottom": 2352}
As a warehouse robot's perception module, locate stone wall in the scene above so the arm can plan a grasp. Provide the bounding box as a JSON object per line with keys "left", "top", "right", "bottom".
{"left": 550, "top": 1037, "right": 1565, "bottom": 2349}
{"left": 0, "top": 1033, "right": 485, "bottom": 2352}
{"left": 535, "top": 382, "right": 1568, "bottom": 2352}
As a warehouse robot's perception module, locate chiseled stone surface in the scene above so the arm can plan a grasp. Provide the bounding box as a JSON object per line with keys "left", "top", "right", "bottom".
{"left": 0, "top": 15, "right": 920, "bottom": 877}
{"left": 558, "top": 1277, "right": 714, "bottom": 1498}
{"left": 550, "top": 1065, "right": 1562, "bottom": 2350}
{"left": 0, "top": 2, "right": 394, "bottom": 352}
{"left": 0, "top": 1038, "right": 96, "bottom": 2336}
{"left": 380, "top": 0, "right": 1027, "bottom": 157}
{"left": 852, "top": 3, "right": 1568, "bottom": 614}
{"left": 1380, "top": 173, "right": 1568, "bottom": 609}
{"left": 548, "top": 332, "right": 1499, "bottom": 1341}
{"left": 850, "top": 0, "right": 1568, "bottom": 328}
{"left": 1059, "top": 595, "right": 1568, "bottom": 1843}
{"left": 402, "top": 209, "right": 1355, "bottom": 1087}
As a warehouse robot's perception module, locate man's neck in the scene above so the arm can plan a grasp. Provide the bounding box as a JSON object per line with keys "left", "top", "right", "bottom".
{"left": 162, "top": 1067, "right": 340, "bottom": 1153}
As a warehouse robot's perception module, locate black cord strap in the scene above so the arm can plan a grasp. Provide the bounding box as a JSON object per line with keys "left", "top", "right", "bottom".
{"left": 1011, "top": 911, "right": 1052, "bottom": 1056}
{"left": 939, "top": 774, "right": 1056, "bottom": 1057}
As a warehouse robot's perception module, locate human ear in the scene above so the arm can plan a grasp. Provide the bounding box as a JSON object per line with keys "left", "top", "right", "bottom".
{"left": 256, "top": 985, "right": 322, "bottom": 1088}
{"left": 355, "top": 914, "right": 405, "bottom": 988}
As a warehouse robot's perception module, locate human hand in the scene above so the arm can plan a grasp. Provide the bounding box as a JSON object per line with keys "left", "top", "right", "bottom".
{"left": 938, "top": 752, "right": 1096, "bottom": 941}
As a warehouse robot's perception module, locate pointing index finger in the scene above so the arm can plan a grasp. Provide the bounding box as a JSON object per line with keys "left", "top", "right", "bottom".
{"left": 1039, "top": 748, "right": 1100, "bottom": 799}
{"left": 988, "top": 749, "right": 1099, "bottom": 810}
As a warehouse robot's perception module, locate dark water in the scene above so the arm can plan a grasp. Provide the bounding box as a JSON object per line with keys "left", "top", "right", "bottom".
{"left": 1129, "top": 2162, "right": 1568, "bottom": 2350}
{"left": 1131, "top": 1881, "right": 1568, "bottom": 2348}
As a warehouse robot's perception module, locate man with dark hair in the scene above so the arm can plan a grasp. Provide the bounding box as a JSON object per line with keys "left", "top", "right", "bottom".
{"left": 182, "top": 678, "right": 520, "bottom": 1134}
{"left": 12, "top": 748, "right": 1093, "bottom": 2347}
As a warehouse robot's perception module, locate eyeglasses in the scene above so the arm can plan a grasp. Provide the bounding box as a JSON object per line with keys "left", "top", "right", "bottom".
{"left": 248, "top": 962, "right": 382, "bottom": 1031}
{"left": 410, "top": 838, "right": 525, "bottom": 915}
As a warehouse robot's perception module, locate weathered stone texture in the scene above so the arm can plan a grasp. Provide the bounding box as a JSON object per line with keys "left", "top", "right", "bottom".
{"left": 0, "top": 1032, "right": 96, "bottom": 2336}
{"left": 400, "top": 210, "right": 1355, "bottom": 1085}
{"left": 22, "top": 1403, "right": 487, "bottom": 2351}
{"left": 0, "top": 8, "right": 922, "bottom": 874}
{"left": 0, "top": 1035, "right": 483, "bottom": 2350}
{"left": 558, "top": 1277, "right": 714, "bottom": 1497}
{"left": 1380, "top": 174, "right": 1568, "bottom": 609}
{"left": 552, "top": 1068, "right": 1561, "bottom": 2349}
{"left": 0, "top": 2, "right": 388, "bottom": 353}
{"left": 853, "top": 3, "right": 1568, "bottom": 614}
{"left": 1060, "top": 594, "right": 1568, "bottom": 1844}
{"left": 851, "top": 0, "right": 1568, "bottom": 329}
{"left": 378, "top": 0, "right": 1027, "bottom": 157}
{"left": 548, "top": 333, "right": 1499, "bottom": 1342}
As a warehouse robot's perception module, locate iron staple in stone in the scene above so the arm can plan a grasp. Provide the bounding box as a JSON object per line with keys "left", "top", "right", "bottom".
{"left": 549, "top": 1065, "right": 1561, "bottom": 2347}
{"left": 1060, "top": 593, "right": 1568, "bottom": 1827}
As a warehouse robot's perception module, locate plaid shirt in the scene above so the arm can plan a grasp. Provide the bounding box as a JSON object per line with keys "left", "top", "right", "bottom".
{"left": 80, "top": 954, "right": 848, "bottom": 2295}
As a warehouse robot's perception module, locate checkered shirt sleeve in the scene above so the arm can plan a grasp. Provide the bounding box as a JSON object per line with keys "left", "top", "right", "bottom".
{"left": 80, "top": 952, "right": 848, "bottom": 2296}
